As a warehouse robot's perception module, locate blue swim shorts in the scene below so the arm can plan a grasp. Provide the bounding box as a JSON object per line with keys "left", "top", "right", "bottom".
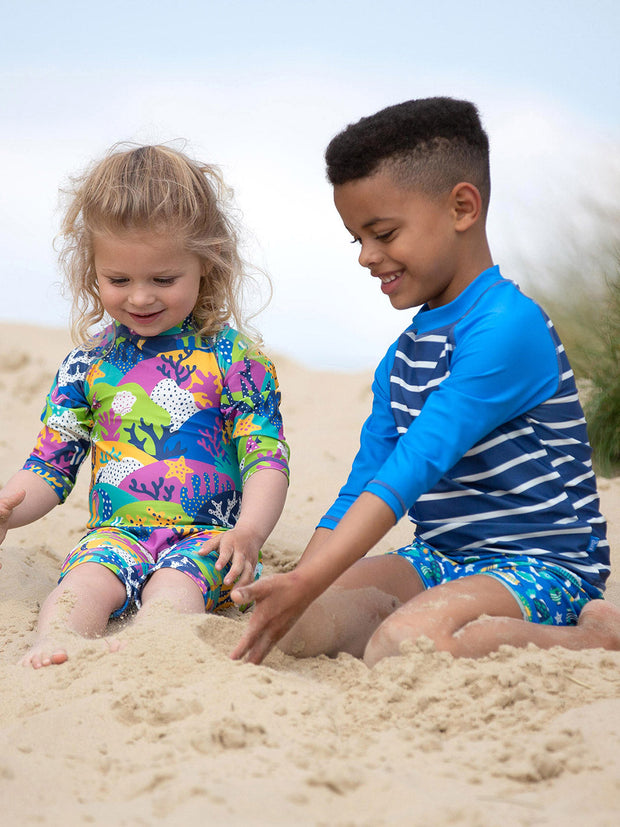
{"left": 391, "top": 539, "right": 603, "bottom": 625}
{"left": 59, "top": 526, "right": 262, "bottom": 617}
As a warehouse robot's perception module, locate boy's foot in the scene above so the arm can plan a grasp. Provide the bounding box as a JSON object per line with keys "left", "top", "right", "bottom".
{"left": 577, "top": 599, "right": 620, "bottom": 649}
{"left": 22, "top": 637, "right": 69, "bottom": 669}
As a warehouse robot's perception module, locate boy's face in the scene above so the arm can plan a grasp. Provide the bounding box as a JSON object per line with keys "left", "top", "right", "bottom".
{"left": 334, "top": 172, "right": 468, "bottom": 311}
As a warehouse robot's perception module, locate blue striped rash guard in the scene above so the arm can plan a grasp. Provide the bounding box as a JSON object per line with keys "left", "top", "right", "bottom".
{"left": 319, "top": 266, "right": 609, "bottom": 591}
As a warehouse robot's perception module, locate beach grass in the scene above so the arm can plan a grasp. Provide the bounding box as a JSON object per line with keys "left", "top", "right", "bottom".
{"left": 535, "top": 258, "right": 620, "bottom": 477}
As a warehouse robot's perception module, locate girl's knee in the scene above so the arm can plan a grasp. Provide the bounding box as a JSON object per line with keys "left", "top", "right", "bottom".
{"left": 141, "top": 568, "right": 205, "bottom": 613}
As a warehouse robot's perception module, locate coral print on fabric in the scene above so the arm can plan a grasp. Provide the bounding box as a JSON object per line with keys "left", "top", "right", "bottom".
{"left": 24, "top": 318, "right": 289, "bottom": 558}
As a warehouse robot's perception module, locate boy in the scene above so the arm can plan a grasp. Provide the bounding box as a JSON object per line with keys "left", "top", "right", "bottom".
{"left": 230, "top": 97, "right": 619, "bottom": 666}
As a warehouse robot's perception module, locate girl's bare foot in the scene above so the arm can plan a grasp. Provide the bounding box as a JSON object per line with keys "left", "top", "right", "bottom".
{"left": 21, "top": 633, "right": 125, "bottom": 668}
{"left": 22, "top": 637, "right": 69, "bottom": 669}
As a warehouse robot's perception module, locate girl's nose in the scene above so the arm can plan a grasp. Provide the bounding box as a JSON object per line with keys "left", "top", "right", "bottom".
{"left": 128, "top": 285, "right": 156, "bottom": 307}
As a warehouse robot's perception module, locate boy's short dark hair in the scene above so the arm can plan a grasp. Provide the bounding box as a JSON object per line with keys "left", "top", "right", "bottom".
{"left": 325, "top": 97, "right": 491, "bottom": 211}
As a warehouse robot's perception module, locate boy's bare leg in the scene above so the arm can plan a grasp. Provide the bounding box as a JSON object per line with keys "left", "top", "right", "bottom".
{"left": 139, "top": 568, "right": 205, "bottom": 614}
{"left": 278, "top": 555, "right": 424, "bottom": 659}
{"left": 364, "top": 574, "right": 620, "bottom": 666}
{"left": 23, "top": 562, "right": 126, "bottom": 669}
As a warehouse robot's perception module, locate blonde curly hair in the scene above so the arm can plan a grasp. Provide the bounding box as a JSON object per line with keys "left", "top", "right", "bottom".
{"left": 58, "top": 143, "right": 262, "bottom": 345}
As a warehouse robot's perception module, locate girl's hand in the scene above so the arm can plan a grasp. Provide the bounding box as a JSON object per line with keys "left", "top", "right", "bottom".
{"left": 199, "top": 527, "right": 261, "bottom": 589}
{"left": 229, "top": 570, "right": 312, "bottom": 664}
{"left": 0, "top": 489, "right": 26, "bottom": 550}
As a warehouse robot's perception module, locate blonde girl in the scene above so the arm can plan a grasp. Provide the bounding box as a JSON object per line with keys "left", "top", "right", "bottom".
{"left": 0, "top": 144, "right": 289, "bottom": 668}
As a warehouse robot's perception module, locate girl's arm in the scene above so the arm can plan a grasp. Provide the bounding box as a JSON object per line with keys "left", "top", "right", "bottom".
{"left": 0, "top": 469, "right": 61, "bottom": 545}
{"left": 199, "top": 468, "right": 288, "bottom": 588}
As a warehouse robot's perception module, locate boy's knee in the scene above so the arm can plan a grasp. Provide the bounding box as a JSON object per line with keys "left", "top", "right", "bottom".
{"left": 277, "top": 602, "right": 339, "bottom": 658}
{"left": 363, "top": 609, "right": 451, "bottom": 666}
{"left": 363, "top": 618, "right": 407, "bottom": 666}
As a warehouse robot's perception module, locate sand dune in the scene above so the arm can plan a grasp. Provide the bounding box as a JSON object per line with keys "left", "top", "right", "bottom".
{"left": 1, "top": 322, "right": 619, "bottom": 826}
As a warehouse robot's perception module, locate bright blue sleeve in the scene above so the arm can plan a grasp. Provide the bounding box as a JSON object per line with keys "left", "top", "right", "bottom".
{"left": 321, "top": 296, "right": 561, "bottom": 526}
{"left": 366, "top": 299, "right": 560, "bottom": 519}
{"left": 317, "top": 341, "right": 401, "bottom": 528}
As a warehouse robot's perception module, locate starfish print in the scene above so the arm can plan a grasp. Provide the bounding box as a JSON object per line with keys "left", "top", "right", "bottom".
{"left": 164, "top": 456, "right": 193, "bottom": 483}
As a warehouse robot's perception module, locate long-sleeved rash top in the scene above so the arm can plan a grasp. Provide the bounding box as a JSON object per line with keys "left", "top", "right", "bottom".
{"left": 319, "top": 266, "right": 609, "bottom": 591}
{"left": 24, "top": 318, "right": 289, "bottom": 556}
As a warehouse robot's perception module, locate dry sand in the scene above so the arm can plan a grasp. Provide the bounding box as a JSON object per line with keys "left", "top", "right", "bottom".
{"left": 1, "top": 322, "right": 619, "bottom": 826}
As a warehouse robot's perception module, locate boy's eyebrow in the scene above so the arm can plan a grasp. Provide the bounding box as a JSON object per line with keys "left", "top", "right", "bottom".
{"left": 362, "top": 216, "right": 393, "bottom": 229}
{"left": 342, "top": 217, "right": 393, "bottom": 235}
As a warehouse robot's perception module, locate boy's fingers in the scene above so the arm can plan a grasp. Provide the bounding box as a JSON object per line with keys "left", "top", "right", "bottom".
{"left": 230, "top": 625, "right": 269, "bottom": 662}
{"left": 232, "top": 634, "right": 272, "bottom": 664}
{"left": 230, "top": 579, "right": 263, "bottom": 606}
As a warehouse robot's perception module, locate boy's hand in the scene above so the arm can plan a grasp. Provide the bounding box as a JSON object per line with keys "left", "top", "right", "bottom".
{"left": 0, "top": 489, "right": 26, "bottom": 550}
{"left": 199, "top": 527, "right": 261, "bottom": 589}
{"left": 229, "top": 570, "right": 313, "bottom": 664}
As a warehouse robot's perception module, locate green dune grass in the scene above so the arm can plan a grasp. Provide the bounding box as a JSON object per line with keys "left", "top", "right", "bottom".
{"left": 536, "top": 262, "right": 619, "bottom": 477}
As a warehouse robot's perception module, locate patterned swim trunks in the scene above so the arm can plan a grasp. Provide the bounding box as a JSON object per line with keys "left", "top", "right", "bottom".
{"left": 59, "top": 526, "right": 262, "bottom": 617}
{"left": 391, "top": 539, "right": 603, "bottom": 624}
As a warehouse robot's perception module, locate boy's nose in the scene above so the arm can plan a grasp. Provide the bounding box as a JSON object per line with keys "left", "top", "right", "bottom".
{"left": 358, "top": 241, "right": 381, "bottom": 269}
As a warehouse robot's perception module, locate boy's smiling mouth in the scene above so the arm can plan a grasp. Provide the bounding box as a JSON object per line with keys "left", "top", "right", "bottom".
{"left": 375, "top": 270, "right": 404, "bottom": 291}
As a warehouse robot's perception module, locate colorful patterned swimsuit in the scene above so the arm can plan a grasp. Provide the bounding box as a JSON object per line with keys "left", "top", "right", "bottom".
{"left": 24, "top": 317, "right": 289, "bottom": 612}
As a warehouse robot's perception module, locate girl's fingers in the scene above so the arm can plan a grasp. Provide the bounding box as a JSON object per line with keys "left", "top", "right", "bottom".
{"left": 198, "top": 537, "right": 220, "bottom": 556}
{"left": 215, "top": 543, "right": 234, "bottom": 571}
{"left": 0, "top": 489, "right": 26, "bottom": 521}
{"left": 223, "top": 552, "right": 257, "bottom": 586}
{"left": 230, "top": 560, "right": 257, "bottom": 589}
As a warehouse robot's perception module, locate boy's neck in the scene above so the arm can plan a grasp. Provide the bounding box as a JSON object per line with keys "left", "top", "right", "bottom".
{"left": 435, "top": 233, "right": 494, "bottom": 309}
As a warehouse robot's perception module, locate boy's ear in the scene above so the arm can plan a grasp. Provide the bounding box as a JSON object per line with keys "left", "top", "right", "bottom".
{"left": 449, "top": 182, "right": 483, "bottom": 231}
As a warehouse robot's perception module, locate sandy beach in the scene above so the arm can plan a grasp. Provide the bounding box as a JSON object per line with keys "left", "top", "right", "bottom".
{"left": 1, "top": 321, "right": 619, "bottom": 826}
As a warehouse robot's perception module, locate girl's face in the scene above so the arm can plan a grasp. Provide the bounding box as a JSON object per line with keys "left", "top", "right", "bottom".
{"left": 93, "top": 230, "right": 203, "bottom": 336}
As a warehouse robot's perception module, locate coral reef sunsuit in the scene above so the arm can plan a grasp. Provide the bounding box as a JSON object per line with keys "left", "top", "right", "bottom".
{"left": 23, "top": 318, "right": 289, "bottom": 612}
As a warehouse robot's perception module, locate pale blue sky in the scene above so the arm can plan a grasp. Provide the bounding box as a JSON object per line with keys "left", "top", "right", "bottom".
{"left": 2, "top": 0, "right": 619, "bottom": 368}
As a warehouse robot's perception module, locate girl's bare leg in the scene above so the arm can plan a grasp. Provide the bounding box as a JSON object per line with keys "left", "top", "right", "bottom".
{"left": 139, "top": 568, "right": 205, "bottom": 614}
{"left": 364, "top": 575, "right": 620, "bottom": 667}
{"left": 23, "top": 562, "right": 127, "bottom": 669}
{"left": 278, "top": 554, "right": 424, "bottom": 659}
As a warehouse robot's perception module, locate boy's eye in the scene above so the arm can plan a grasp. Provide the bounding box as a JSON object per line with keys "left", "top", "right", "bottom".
{"left": 376, "top": 230, "right": 394, "bottom": 242}
{"left": 350, "top": 237, "right": 361, "bottom": 245}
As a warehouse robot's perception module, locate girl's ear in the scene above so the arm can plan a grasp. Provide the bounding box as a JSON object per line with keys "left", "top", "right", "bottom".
{"left": 450, "top": 182, "right": 483, "bottom": 231}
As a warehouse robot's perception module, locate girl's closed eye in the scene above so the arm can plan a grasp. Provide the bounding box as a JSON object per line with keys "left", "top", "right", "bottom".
{"left": 153, "top": 277, "right": 177, "bottom": 286}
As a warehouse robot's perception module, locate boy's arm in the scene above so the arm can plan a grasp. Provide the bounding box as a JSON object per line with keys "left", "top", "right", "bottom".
{"left": 199, "top": 468, "right": 288, "bottom": 588}
{"left": 230, "top": 491, "right": 395, "bottom": 663}
{"left": 0, "top": 469, "right": 61, "bottom": 545}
